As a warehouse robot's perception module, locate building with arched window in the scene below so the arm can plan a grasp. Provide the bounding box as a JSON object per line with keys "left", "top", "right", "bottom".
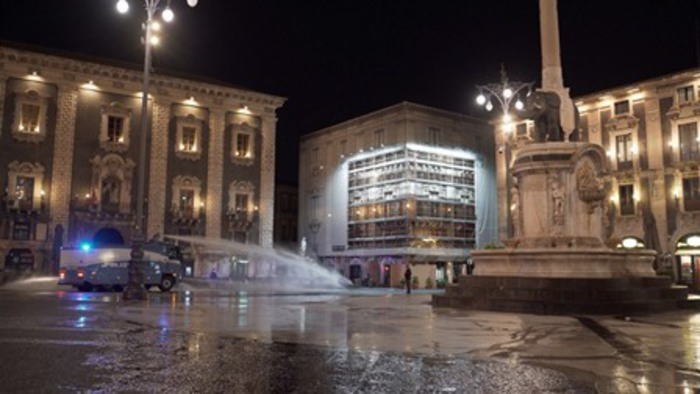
{"left": 0, "top": 43, "right": 284, "bottom": 276}
{"left": 498, "top": 69, "right": 700, "bottom": 288}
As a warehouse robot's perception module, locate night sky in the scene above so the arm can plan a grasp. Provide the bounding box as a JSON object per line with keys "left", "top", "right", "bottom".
{"left": 2, "top": 0, "right": 699, "bottom": 183}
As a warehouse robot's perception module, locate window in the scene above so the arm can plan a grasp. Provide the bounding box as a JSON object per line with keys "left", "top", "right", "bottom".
{"left": 679, "top": 122, "right": 700, "bottom": 161}
{"left": 312, "top": 147, "right": 320, "bottom": 164}
{"left": 233, "top": 134, "right": 249, "bottom": 159}
{"left": 616, "top": 133, "right": 633, "bottom": 169}
{"left": 12, "top": 90, "right": 48, "bottom": 143}
{"left": 228, "top": 181, "right": 255, "bottom": 219}
{"left": 231, "top": 122, "right": 257, "bottom": 164}
{"left": 678, "top": 86, "right": 695, "bottom": 105}
{"left": 235, "top": 194, "right": 249, "bottom": 212}
{"left": 100, "top": 103, "right": 131, "bottom": 152}
{"left": 107, "top": 116, "right": 125, "bottom": 143}
{"left": 7, "top": 161, "right": 45, "bottom": 211}
{"left": 683, "top": 176, "right": 700, "bottom": 211}
{"left": 619, "top": 184, "right": 636, "bottom": 215}
{"left": 171, "top": 176, "right": 202, "bottom": 219}
{"left": 428, "top": 127, "right": 441, "bottom": 145}
{"left": 374, "top": 129, "right": 385, "bottom": 147}
{"left": 179, "top": 189, "right": 195, "bottom": 217}
{"left": 516, "top": 123, "right": 528, "bottom": 137}
{"left": 340, "top": 140, "right": 347, "bottom": 157}
{"left": 614, "top": 100, "right": 630, "bottom": 116}
{"left": 20, "top": 103, "right": 41, "bottom": 133}
{"left": 175, "top": 115, "right": 203, "bottom": 160}
{"left": 15, "top": 176, "right": 34, "bottom": 210}
{"left": 181, "top": 127, "right": 197, "bottom": 151}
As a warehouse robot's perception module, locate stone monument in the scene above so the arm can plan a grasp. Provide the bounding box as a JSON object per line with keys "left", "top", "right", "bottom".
{"left": 433, "top": 0, "right": 688, "bottom": 314}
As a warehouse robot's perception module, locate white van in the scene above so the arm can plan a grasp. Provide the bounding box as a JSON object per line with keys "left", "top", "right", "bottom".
{"left": 58, "top": 243, "right": 181, "bottom": 292}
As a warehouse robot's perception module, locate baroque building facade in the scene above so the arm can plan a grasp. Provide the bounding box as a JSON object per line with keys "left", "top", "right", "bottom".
{"left": 498, "top": 69, "right": 700, "bottom": 288}
{"left": 0, "top": 43, "right": 284, "bottom": 276}
{"left": 299, "top": 102, "right": 497, "bottom": 288}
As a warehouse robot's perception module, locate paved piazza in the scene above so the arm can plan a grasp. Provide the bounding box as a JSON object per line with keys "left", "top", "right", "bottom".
{"left": 0, "top": 278, "right": 699, "bottom": 392}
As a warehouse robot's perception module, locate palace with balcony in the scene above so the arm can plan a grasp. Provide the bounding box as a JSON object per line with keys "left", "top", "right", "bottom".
{"left": 499, "top": 69, "right": 700, "bottom": 288}
{"left": 0, "top": 43, "right": 284, "bottom": 275}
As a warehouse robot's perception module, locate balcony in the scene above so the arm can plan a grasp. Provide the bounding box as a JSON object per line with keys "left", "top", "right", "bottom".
{"left": 1, "top": 197, "right": 49, "bottom": 221}
{"left": 170, "top": 208, "right": 202, "bottom": 226}
{"left": 226, "top": 209, "right": 256, "bottom": 232}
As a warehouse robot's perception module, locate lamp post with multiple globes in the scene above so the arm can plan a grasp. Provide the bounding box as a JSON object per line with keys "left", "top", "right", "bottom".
{"left": 475, "top": 66, "right": 532, "bottom": 239}
{"left": 115, "top": 0, "right": 199, "bottom": 300}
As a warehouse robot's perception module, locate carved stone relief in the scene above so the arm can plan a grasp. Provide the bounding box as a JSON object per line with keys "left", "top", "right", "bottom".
{"left": 548, "top": 173, "right": 565, "bottom": 235}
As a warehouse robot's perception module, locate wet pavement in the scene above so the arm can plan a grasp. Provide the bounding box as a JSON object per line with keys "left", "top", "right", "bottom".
{"left": 0, "top": 278, "right": 699, "bottom": 392}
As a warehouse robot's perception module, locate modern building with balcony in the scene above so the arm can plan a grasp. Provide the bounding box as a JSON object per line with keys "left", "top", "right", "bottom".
{"left": 0, "top": 43, "right": 284, "bottom": 276}
{"left": 299, "top": 102, "right": 496, "bottom": 288}
{"left": 498, "top": 69, "right": 700, "bottom": 289}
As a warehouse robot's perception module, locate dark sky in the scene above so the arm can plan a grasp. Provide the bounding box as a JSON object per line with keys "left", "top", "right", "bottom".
{"left": 2, "top": 0, "right": 700, "bottom": 183}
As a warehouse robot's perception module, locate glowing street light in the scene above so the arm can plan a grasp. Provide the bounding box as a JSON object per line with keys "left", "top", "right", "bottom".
{"left": 115, "top": 0, "right": 200, "bottom": 301}
{"left": 475, "top": 65, "right": 533, "bottom": 126}
{"left": 474, "top": 65, "right": 533, "bottom": 239}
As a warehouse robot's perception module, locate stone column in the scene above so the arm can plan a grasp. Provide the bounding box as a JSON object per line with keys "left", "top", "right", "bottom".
{"left": 540, "top": 0, "right": 563, "bottom": 90}
{"left": 49, "top": 86, "right": 79, "bottom": 233}
{"left": 538, "top": 0, "right": 575, "bottom": 136}
{"left": 259, "top": 114, "right": 276, "bottom": 248}
{"left": 146, "top": 100, "right": 170, "bottom": 239}
{"left": 206, "top": 109, "right": 225, "bottom": 239}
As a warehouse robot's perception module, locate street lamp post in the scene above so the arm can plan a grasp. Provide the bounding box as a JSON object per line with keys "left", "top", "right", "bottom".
{"left": 116, "top": 0, "right": 199, "bottom": 300}
{"left": 475, "top": 65, "right": 532, "bottom": 239}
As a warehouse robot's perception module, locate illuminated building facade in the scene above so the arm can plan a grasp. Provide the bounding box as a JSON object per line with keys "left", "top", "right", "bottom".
{"left": 299, "top": 102, "right": 496, "bottom": 288}
{"left": 498, "top": 69, "right": 700, "bottom": 288}
{"left": 0, "top": 43, "right": 284, "bottom": 276}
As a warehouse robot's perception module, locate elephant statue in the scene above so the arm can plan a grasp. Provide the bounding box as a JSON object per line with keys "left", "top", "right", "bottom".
{"left": 521, "top": 91, "right": 564, "bottom": 142}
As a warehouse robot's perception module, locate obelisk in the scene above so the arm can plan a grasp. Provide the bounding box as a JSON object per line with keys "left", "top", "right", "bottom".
{"left": 539, "top": 0, "right": 576, "bottom": 138}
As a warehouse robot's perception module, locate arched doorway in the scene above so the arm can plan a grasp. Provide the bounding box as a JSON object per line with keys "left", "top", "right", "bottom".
{"left": 93, "top": 228, "right": 125, "bottom": 247}
{"left": 675, "top": 233, "right": 700, "bottom": 289}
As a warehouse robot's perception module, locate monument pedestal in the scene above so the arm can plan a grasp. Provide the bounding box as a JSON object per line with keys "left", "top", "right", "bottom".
{"left": 433, "top": 276, "right": 688, "bottom": 315}
{"left": 433, "top": 142, "right": 690, "bottom": 314}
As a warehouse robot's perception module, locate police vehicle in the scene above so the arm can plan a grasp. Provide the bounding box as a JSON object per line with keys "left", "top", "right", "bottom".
{"left": 58, "top": 242, "right": 182, "bottom": 292}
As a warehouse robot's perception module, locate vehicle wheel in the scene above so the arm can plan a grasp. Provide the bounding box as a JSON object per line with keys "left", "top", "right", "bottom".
{"left": 96, "top": 285, "right": 112, "bottom": 292}
{"left": 77, "top": 283, "right": 93, "bottom": 292}
{"left": 112, "top": 285, "right": 124, "bottom": 292}
{"left": 158, "top": 275, "right": 176, "bottom": 292}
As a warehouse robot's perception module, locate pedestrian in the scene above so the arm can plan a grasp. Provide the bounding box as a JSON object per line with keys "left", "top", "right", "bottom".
{"left": 404, "top": 266, "right": 412, "bottom": 294}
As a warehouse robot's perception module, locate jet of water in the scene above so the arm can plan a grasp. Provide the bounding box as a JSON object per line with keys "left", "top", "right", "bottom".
{"left": 165, "top": 235, "right": 352, "bottom": 290}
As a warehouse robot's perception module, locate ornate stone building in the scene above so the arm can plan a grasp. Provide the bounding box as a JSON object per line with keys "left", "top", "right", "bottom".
{"left": 0, "top": 43, "right": 284, "bottom": 275}
{"left": 498, "top": 69, "right": 700, "bottom": 287}
{"left": 299, "top": 102, "right": 497, "bottom": 288}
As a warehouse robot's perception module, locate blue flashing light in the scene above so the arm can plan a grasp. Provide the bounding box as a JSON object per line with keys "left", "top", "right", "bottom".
{"left": 80, "top": 243, "right": 92, "bottom": 252}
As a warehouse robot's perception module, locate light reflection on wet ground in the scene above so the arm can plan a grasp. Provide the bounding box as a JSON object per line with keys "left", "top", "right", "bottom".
{"left": 3, "top": 277, "right": 700, "bottom": 392}
{"left": 116, "top": 282, "right": 700, "bottom": 392}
